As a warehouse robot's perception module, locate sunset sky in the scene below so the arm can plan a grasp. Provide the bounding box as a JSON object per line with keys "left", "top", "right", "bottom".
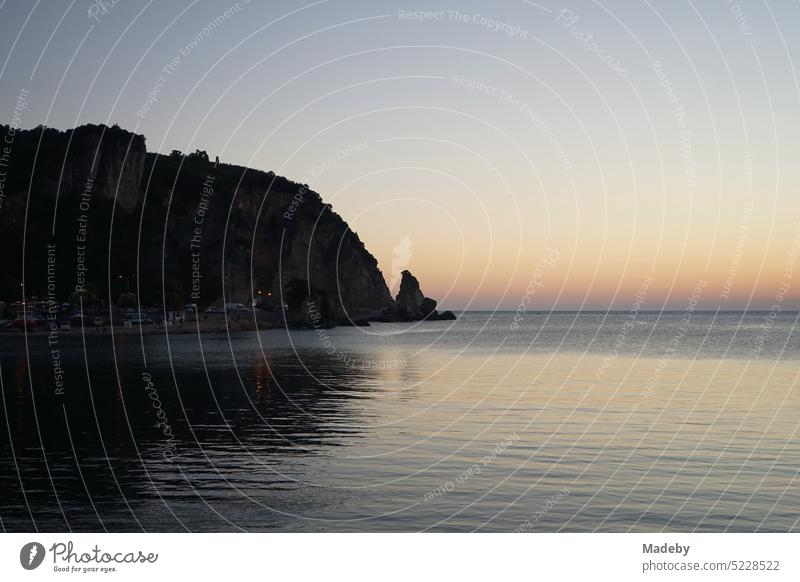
{"left": 2, "top": 0, "right": 798, "bottom": 310}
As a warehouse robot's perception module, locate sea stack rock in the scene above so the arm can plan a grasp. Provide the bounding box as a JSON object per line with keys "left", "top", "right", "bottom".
{"left": 396, "top": 270, "right": 425, "bottom": 320}
{"left": 395, "top": 270, "right": 456, "bottom": 321}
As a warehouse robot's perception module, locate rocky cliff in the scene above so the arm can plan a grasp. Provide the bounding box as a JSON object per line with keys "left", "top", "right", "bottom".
{"left": 0, "top": 124, "right": 449, "bottom": 326}
{"left": 396, "top": 270, "right": 456, "bottom": 321}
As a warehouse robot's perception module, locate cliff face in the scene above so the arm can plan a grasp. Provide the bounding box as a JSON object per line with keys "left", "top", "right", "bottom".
{"left": 0, "top": 124, "right": 147, "bottom": 302}
{"left": 0, "top": 124, "right": 146, "bottom": 212}
{"left": 272, "top": 194, "right": 395, "bottom": 320}
{"left": 145, "top": 150, "right": 396, "bottom": 324}
{"left": 395, "top": 270, "right": 456, "bottom": 321}
{"left": 0, "top": 124, "right": 397, "bottom": 325}
{"left": 59, "top": 125, "right": 146, "bottom": 213}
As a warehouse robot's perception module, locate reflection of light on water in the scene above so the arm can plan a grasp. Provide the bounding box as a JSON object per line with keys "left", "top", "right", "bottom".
{"left": 114, "top": 332, "right": 128, "bottom": 403}
{"left": 15, "top": 354, "right": 25, "bottom": 431}
{"left": 254, "top": 354, "right": 273, "bottom": 402}
{"left": 3, "top": 313, "right": 799, "bottom": 531}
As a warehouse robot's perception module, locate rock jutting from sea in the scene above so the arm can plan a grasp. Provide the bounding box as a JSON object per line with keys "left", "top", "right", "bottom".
{"left": 0, "top": 123, "right": 455, "bottom": 329}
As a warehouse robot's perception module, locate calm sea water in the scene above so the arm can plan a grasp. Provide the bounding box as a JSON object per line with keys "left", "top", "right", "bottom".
{"left": 1, "top": 311, "right": 799, "bottom": 532}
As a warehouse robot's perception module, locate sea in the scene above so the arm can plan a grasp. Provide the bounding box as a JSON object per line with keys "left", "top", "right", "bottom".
{"left": 1, "top": 311, "right": 799, "bottom": 532}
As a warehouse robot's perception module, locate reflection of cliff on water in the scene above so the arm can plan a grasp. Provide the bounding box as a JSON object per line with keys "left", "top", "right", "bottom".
{"left": 0, "top": 331, "right": 415, "bottom": 531}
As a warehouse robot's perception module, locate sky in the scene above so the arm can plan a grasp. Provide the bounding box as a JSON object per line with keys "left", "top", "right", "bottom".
{"left": 1, "top": 0, "right": 799, "bottom": 311}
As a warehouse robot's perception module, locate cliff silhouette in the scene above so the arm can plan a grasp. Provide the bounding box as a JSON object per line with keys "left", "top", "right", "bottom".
{"left": 0, "top": 123, "right": 453, "bottom": 327}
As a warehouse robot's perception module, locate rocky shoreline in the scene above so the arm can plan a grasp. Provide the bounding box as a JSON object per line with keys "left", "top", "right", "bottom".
{"left": 0, "top": 124, "right": 456, "bottom": 329}
{"left": 0, "top": 309, "right": 457, "bottom": 337}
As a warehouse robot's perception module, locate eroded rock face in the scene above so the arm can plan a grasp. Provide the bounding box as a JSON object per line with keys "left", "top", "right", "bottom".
{"left": 65, "top": 125, "right": 146, "bottom": 213}
{"left": 0, "top": 124, "right": 395, "bottom": 326}
{"left": 0, "top": 123, "right": 452, "bottom": 328}
{"left": 396, "top": 270, "right": 424, "bottom": 319}
{"left": 395, "top": 270, "right": 454, "bottom": 321}
{"left": 0, "top": 124, "right": 147, "bottom": 300}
